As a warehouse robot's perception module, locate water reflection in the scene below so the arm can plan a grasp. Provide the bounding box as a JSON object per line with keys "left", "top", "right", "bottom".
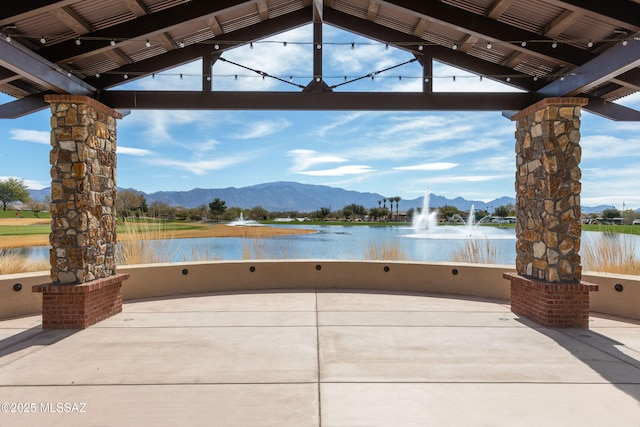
{"left": 10, "top": 226, "right": 640, "bottom": 267}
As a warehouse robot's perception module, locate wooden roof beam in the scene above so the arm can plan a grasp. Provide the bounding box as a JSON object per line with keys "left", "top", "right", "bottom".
{"left": 367, "top": 1, "right": 380, "bottom": 21}
{"left": 257, "top": 0, "right": 270, "bottom": 21}
{"left": 543, "top": 9, "right": 580, "bottom": 38}
{"left": 50, "top": 5, "right": 94, "bottom": 35}
{"left": 413, "top": 18, "right": 429, "bottom": 37}
{"left": 122, "top": 0, "right": 149, "bottom": 18}
{"left": 487, "top": 0, "right": 515, "bottom": 19}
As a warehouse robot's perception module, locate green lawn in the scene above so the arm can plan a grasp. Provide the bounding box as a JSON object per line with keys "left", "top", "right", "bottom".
{"left": 0, "top": 210, "right": 50, "bottom": 219}
{"left": 0, "top": 225, "right": 51, "bottom": 236}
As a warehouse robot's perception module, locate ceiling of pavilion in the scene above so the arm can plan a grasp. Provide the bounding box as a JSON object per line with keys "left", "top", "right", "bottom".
{"left": 1, "top": 0, "right": 639, "bottom": 120}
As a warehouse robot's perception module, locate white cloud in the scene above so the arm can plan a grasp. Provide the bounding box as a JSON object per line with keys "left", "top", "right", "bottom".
{"left": 231, "top": 118, "right": 291, "bottom": 139}
{"left": 0, "top": 176, "right": 48, "bottom": 190}
{"left": 118, "top": 146, "right": 153, "bottom": 156}
{"left": 425, "top": 174, "right": 510, "bottom": 184}
{"left": 192, "top": 139, "right": 220, "bottom": 154}
{"left": 299, "top": 165, "right": 374, "bottom": 176}
{"left": 149, "top": 153, "right": 257, "bottom": 176}
{"left": 580, "top": 135, "right": 640, "bottom": 159}
{"left": 9, "top": 129, "right": 49, "bottom": 145}
{"left": 394, "top": 162, "right": 459, "bottom": 171}
{"left": 287, "top": 149, "right": 347, "bottom": 172}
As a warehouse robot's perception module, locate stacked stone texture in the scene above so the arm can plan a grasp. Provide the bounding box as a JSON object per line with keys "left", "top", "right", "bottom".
{"left": 48, "top": 96, "right": 122, "bottom": 284}
{"left": 512, "top": 98, "right": 587, "bottom": 283}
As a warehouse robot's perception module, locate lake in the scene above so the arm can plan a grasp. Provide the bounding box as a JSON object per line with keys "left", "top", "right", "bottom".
{"left": 7, "top": 225, "right": 640, "bottom": 266}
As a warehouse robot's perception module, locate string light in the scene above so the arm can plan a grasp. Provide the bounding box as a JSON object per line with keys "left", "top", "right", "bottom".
{"left": 521, "top": 41, "right": 526, "bottom": 47}
{"left": 552, "top": 41, "right": 558, "bottom": 48}
{"left": 40, "top": 36, "right": 46, "bottom": 44}
{"left": 75, "top": 38, "right": 81, "bottom": 45}
{"left": 95, "top": 73, "right": 100, "bottom": 78}
{"left": 214, "top": 43, "right": 220, "bottom": 50}
{"left": 4, "top": 35, "right": 11, "bottom": 42}
{"left": 110, "top": 39, "right": 116, "bottom": 46}
{"left": 145, "top": 39, "right": 151, "bottom": 47}
{"left": 123, "top": 73, "right": 128, "bottom": 79}
{"left": 587, "top": 40, "right": 593, "bottom": 48}
{"left": 622, "top": 39, "right": 628, "bottom": 46}
{"left": 486, "top": 42, "right": 492, "bottom": 49}
{"left": 452, "top": 43, "right": 458, "bottom": 50}
{"left": 178, "top": 40, "right": 185, "bottom": 48}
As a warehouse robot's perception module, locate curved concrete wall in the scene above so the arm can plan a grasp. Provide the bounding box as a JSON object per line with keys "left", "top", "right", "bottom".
{"left": 0, "top": 261, "right": 638, "bottom": 321}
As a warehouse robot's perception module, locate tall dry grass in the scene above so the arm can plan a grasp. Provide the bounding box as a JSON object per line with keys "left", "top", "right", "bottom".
{"left": 116, "top": 219, "right": 180, "bottom": 265}
{"left": 582, "top": 232, "right": 640, "bottom": 275}
{"left": 242, "top": 237, "right": 300, "bottom": 259}
{"left": 0, "top": 250, "right": 50, "bottom": 274}
{"left": 450, "top": 238, "right": 501, "bottom": 264}
{"left": 362, "top": 239, "right": 407, "bottom": 261}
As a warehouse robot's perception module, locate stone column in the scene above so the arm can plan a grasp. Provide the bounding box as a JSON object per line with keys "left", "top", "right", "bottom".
{"left": 33, "top": 95, "right": 128, "bottom": 329}
{"left": 503, "top": 97, "right": 597, "bottom": 328}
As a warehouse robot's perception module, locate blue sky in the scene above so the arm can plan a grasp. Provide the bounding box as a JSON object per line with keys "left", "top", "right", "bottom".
{"left": 1, "top": 24, "right": 639, "bottom": 209}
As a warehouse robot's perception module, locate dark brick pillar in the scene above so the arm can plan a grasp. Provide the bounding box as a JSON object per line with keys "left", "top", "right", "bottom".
{"left": 33, "top": 95, "right": 128, "bottom": 329}
{"left": 504, "top": 97, "right": 597, "bottom": 328}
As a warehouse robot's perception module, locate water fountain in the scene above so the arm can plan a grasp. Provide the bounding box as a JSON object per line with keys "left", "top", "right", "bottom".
{"left": 226, "top": 212, "right": 263, "bottom": 227}
{"left": 409, "top": 189, "right": 514, "bottom": 240}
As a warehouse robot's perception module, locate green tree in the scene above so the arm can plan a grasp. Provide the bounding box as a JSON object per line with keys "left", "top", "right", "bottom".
{"left": 209, "top": 198, "right": 227, "bottom": 220}
{"left": 0, "top": 177, "right": 30, "bottom": 211}
{"left": 601, "top": 208, "right": 620, "bottom": 219}
{"left": 438, "top": 205, "right": 461, "bottom": 221}
{"left": 313, "top": 207, "right": 331, "bottom": 220}
{"left": 117, "top": 189, "right": 146, "bottom": 217}
{"left": 493, "top": 205, "right": 511, "bottom": 218}
{"left": 392, "top": 196, "right": 402, "bottom": 216}
{"left": 342, "top": 203, "right": 367, "bottom": 220}
{"left": 250, "top": 206, "right": 269, "bottom": 220}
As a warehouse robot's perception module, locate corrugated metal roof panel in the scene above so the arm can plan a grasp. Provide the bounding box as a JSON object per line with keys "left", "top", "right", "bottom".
{"left": 556, "top": 15, "right": 619, "bottom": 50}
{"left": 217, "top": 3, "right": 263, "bottom": 34}
{"left": 145, "top": 0, "right": 191, "bottom": 14}
{"left": 441, "top": 0, "right": 492, "bottom": 16}
{"left": 499, "top": 0, "right": 564, "bottom": 34}
{"left": 71, "top": 0, "right": 136, "bottom": 31}
{"left": 332, "top": 0, "right": 368, "bottom": 20}
{"left": 11, "top": 11, "right": 76, "bottom": 46}
{"left": 268, "top": 0, "right": 307, "bottom": 18}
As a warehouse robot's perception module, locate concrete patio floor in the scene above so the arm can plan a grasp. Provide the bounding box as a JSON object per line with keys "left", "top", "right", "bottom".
{"left": 0, "top": 289, "right": 639, "bottom": 426}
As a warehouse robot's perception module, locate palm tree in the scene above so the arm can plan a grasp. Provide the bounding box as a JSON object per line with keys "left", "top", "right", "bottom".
{"left": 383, "top": 198, "right": 387, "bottom": 209}
{"left": 377, "top": 200, "right": 382, "bottom": 208}
{"left": 395, "top": 196, "right": 402, "bottom": 216}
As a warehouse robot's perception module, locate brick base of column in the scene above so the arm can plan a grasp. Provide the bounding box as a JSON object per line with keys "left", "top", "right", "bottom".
{"left": 503, "top": 272, "right": 598, "bottom": 328}
{"left": 33, "top": 274, "right": 129, "bottom": 329}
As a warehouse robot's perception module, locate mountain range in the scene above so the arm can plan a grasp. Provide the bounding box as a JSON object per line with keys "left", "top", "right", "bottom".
{"left": 28, "top": 181, "right": 615, "bottom": 214}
